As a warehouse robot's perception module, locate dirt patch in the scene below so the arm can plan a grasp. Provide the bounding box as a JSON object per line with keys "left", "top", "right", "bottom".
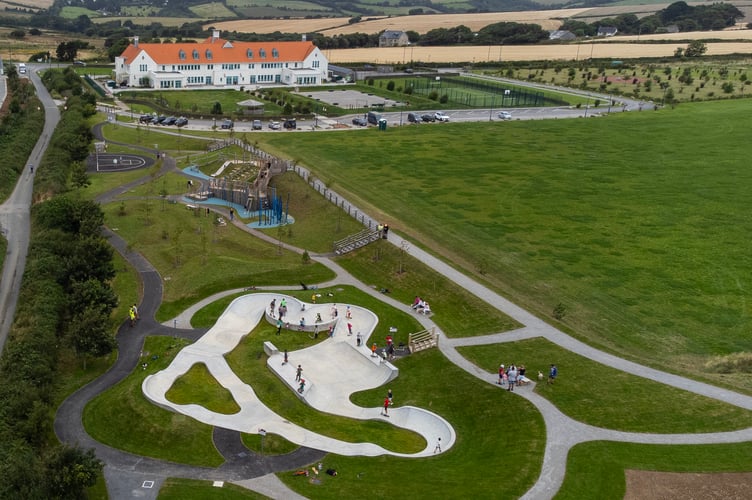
{"left": 625, "top": 470, "right": 752, "bottom": 500}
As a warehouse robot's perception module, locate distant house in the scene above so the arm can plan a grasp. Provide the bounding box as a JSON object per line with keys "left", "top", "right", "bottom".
{"left": 597, "top": 26, "right": 618, "bottom": 37}
{"left": 379, "top": 30, "right": 409, "bottom": 47}
{"left": 114, "top": 30, "right": 328, "bottom": 89}
{"left": 549, "top": 30, "right": 576, "bottom": 41}
{"left": 656, "top": 25, "right": 680, "bottom": 34}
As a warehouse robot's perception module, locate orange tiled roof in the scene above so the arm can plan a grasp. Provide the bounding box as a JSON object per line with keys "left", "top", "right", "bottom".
{"left": 119, "top": 38, "right": 317, "bottom": 65}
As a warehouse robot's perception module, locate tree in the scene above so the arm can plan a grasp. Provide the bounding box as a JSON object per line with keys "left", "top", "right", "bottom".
{"left": 685, "top": 40, "right": 707, "bottom": 57}
{"left": 212, "top": 101, "right": 223, "bottom": 114}
{"left": 44, "top": 445, "right": 103, "bottom": 498}
{"left": 66, "top": 306, "right": 116, "bottom": 366}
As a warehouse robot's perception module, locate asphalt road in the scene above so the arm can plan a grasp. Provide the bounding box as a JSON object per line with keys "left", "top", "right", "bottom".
{"left": 0, "top": 69, "right": 61, "bottom": 355}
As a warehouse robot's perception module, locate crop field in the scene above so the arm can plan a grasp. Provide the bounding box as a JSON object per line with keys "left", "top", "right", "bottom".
{"left": 59, "top": 6, "right": 99, "bottom": 19}
{"left": 91, "top": 16, "right": 201, "bottom": 26}
{"left": 322, "top": 41, "right": 752, "bottom": 64}
{"left": 189, "top": 2, "right": 238, "bottom": 19}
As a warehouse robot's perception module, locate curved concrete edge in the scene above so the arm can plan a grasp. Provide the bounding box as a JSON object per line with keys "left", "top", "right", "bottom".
{"left": 143, "top": 293, "right": 456, "bottom": 458}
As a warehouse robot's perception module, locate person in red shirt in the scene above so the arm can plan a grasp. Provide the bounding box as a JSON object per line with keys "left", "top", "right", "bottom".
{"left": 382, "top": 397, "right": 390, "bottom": 417}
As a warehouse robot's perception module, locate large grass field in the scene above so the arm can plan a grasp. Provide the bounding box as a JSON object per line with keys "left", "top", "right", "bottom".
{"left": 253, "top": 99, "right": 752, "bottom": 395}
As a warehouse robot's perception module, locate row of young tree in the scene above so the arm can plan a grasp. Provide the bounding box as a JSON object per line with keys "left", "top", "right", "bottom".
{"left": 0, "top": 69, "right": 108, "bottom": 498}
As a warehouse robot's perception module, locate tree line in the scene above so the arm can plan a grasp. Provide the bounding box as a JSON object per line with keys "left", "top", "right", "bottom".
{"left": 0, "top": 69, "right": 108, "bottom": 498}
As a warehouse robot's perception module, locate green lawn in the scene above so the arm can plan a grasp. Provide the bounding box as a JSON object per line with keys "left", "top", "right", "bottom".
{"left": 253, "top": 99, "right": 752, "bottom": 394}
{"left": 166, "top": 362, "right": 241, "bottom": 415}
{"left": 84, "top": 337, "right": 225, "bottom": 467}
{"left": 556, "top": 441, "right": 752, "bottom": 499}
{"left": 158, "top": 478, "right": 266, "bottom": 499}
{"left": 459, "top": 338, "right": 752, "bottom": 433}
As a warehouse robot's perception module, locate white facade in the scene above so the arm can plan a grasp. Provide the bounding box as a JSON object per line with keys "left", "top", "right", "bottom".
{"left": 115, "top": 33, "right": 328, "bottom": 89}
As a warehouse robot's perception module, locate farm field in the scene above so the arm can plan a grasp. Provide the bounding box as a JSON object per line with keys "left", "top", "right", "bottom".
{"left": 323, "top": 41, "right": 752, "bottom": 63}
{"left": 255, "top": 99, "right": 752, "bottom": 395}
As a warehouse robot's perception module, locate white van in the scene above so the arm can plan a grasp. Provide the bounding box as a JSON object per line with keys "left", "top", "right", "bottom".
{"left": 18, "top": 63, "right": 27, "bottom": 74}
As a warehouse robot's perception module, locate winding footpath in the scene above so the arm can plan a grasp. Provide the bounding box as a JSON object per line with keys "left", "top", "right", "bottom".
{"left": 1, "top": 70, "right": 750, "bottom": 499}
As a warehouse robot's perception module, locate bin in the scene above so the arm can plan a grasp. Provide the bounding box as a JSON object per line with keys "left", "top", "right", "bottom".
{"left": 378, "top": 118, "right": 387, "bottom": 131}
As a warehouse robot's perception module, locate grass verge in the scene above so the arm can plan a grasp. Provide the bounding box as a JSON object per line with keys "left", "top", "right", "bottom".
{"left": 459, "top": 337, "right": 752, "bottom": 433}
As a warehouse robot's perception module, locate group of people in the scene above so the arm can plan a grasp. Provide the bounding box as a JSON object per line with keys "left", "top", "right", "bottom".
{"left": 269, "top": 298, "right": 288, "bottom": 320}
{"left": 498, "top": 363, "right": 558, "bottom": 389}
{"left": 377, "top": 223, "right": 390, "bottom": 239}
{"left": 411, "top": 296, "right": 432, "bottom": 315}
{"left": 497, "top": 364, "right": 530, "bottom": 391}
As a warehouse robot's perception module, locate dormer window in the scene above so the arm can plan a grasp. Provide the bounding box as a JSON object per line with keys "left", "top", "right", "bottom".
{"left": 179, "top": 49, "right": 186, "bottom": 60}
{"left": 259, "top": 49, "right": 266, "bottom": 58}
{"left": 205, "top": 49, "right": 213, "bottom": 60}
{"left": 246, "top": 49, "right": 253, "bottom": 59}
{"left": 272, "top": 48, "right": 279, "bottom": 58}
{"left": 192, "top": 49, "right": 199, "bottom": 60}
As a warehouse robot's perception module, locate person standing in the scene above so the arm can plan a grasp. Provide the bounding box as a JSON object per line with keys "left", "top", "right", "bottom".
{"left": 131, "top": 304, "right": 139, "bottom": 320}
{"left": 276, "top": 318, "right": 283, "bottom": 335}
{"left": 295, "top": 365, "right": 303, "bottom": 382}
{"left": 298, "top": 379, "right": 305, "bottom": 393}
{"left": 382, "top": 397, "right": 390, "bottom": 417}
{"left": 548, "top": 364, "right": 558, "bottom": 384}
{"left": 347, "top": 322, "right": 353, "bottom": 336}
{"left": 507, "top": 364, "right": 518, "bottom": 392}
{"left": 356, "top": 332, "right": 362, "bottom": 346}
{"left": 498, "top": 364, "right": 505, "bottom": 385}
{"left": 371, "top": 343, "right": 378, "bottom": 357}
{"left": 387, "top": 388, "right": 393, "bottom": 405}
{"left": 282, "top": 350, "right": 288, "bottom": 365}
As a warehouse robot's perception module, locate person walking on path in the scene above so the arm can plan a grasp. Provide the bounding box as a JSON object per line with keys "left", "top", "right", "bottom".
{"left": 276, "top": 318, "right": 283, "bottom": 335}
{"left": 295, "top": 364, "right": 303, "bottom": 382}
{"left": 371, "top": 343, "right": 378, "bottom": 357}
{"left": 382, "top": 397, "right": 390, "bottom": 417}
{"left": 128, "top": 307, "right": 136, "bottom": 327}
{"left": 498, "top": 364, "right": 505, "bottom": 385}
{"left": 131, "top": 304, "right": 139, "bottom": 321}
{"left": 434, "top": 437, "right": 442, "bottom": 454}
{"left": 356, "top": 332, "right": 362, "bottom": 346}
{"left": 387, "top": 388, "right": 393, "bottom": 405}
{"left": 298, "top": 379, "right": 305, "bottom": 394}
{"left": 548, "top": 364, "right": 558, "bottom": 384}
{"left": 282, "top": 350, "right": 288, "bottom": 365}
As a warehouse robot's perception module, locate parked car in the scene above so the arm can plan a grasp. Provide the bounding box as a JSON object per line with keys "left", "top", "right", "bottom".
{"left": 283, "top": 118, "right": 297, "bottom": 129}
{"left": 155, "top": 115, "right": 167, "bottom": 125}
{"left": 498, "top": 111, "right": 513, "bottom": 120}
{"left": 352, "top": 117, "right": 367, "bottom": 127}
{"left": 175, "top": 117, "right": 188, "bottom": 127}
{"left": 163, "top": 116, "right": 177, "bottom": 126}
{"left": 220, "top": 119, "right": 234, "bottom": 129}
{"left": 268, "top": 121, "right": 281, "bottom": 130}
{"left": 407, "top": 112, "right": 420, "bottom": 124}
{"left": 73, "top": 60, "right": 86, "bottom": 67}
{"left": 252, "top": 119, "right": 262, "bottom": 130}
{"left": 139, "top": 114, "right": 153, "bottom": 124}
{"left": 421, "top": 113, "right": 435, "bottom": 123}
{"left": 367, "top": 111, "right": 381, "bottom": 125}
{"left": 434, "top": 111, "right": 450, "bottom": 122}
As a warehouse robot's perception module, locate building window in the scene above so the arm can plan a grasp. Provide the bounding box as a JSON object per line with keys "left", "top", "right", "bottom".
{"left": 179, "top": 50, "right": 186, "bottom": 60}
{"left": 272, "top": 48, "right": 279, "bottom": 58}
{"left": 205, "top": 49, "right": 213, "bottom": 60}
{"left": 259, "top": 49, "right": 266, "bottom": 58}
{"left": 193, "top": 49, "right": 199, "bottom": 60}
{"left": 246, "top": 49, "right": 253, "bottom": 59}
{"left": 139, "top": 64, "right": 148, "bottom": 72}
{"left": 312, "top": 60, "right": 320, "bottom": 68}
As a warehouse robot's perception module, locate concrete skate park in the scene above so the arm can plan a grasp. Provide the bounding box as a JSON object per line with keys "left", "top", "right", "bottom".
{"left": 143, "top": 293, "right": 455, "bottom": 458}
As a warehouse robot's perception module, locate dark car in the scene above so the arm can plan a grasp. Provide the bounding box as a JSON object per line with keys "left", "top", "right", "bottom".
{"left": 163, "top": 116, "right": 177, "bottom": 126}
{"left": 421, "top": 113, "right": 435, "bottom": 122}
{"left": 220, "top": 119, "right": 234, "bottom": 129}
{"left": 407, "top": 112, "right": 420, "bottom": 124}
{"left": 252, "top": 120, "right": 262, "bottom": 130}
{"left": 367, "top": 111, "right": 381, "bottom": 125}
{"left": 175, "top": 117, "right": 188, "bottom": 127}
{"left": 283, "top": 118, "right": 297, "bottom": 129}
{"left": 139, "top": 114, "right": 153, "bottom": 124}
{"left": 155, "top": 115, "right": 167, "bottom": 125}
{"left": 352, "top": 117, "right": 367, "bottom": 127}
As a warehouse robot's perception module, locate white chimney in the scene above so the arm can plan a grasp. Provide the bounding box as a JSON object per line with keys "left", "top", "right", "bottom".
{"left": 133, "top": 36, "right": 139, "bottom": 48}
{"left": 212, "top": 29, "right": 220, "bottom": 42}
{"left": 302, "top": 34, "right": 306, "bottom": 42}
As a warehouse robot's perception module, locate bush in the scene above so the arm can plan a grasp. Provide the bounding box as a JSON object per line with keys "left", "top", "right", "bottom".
{"left": 705, "top": 352, "right": 752, "bottom": 374}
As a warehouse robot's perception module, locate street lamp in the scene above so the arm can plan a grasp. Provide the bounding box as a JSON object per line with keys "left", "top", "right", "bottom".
{"left": 259, "top": 428, "right": 267, "bottom": 455}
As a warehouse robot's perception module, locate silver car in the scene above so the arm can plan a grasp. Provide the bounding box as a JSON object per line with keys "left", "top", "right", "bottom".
{"left": 498, "top": 111, "right": 512, "bottom": 120}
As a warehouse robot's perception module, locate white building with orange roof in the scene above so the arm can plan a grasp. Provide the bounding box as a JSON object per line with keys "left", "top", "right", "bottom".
{"left": 114, "top": 30, "right": 328, "bottom": 89}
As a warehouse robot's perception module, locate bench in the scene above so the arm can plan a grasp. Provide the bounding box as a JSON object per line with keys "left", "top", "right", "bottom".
{"left": 186, "top": 204, "right": 197, "bottom": 210}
